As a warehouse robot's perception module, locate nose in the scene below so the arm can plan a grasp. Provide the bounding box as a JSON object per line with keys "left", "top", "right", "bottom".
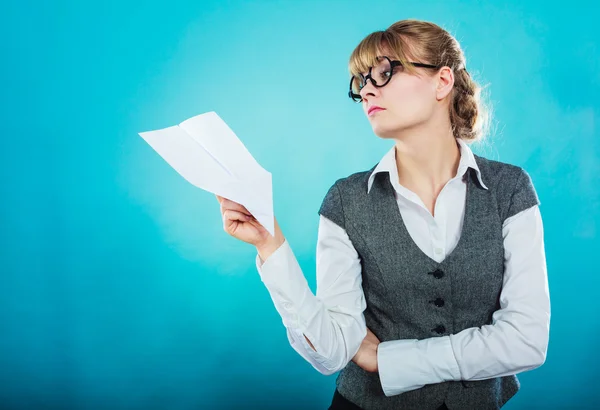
{"left": 360, "top": 78, "right": 379, "bottom": 102}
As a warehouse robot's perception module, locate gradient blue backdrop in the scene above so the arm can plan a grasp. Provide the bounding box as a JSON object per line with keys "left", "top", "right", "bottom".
{"left": 1, "top": 0, "right": 598, "bottom": 409}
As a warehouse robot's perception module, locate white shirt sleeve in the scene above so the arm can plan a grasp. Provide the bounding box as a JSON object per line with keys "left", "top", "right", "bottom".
{"left": 377, "top": 205, "right": 551, "bottom": 396}
{"left": 255, "top": 215, "right": 367, "bottom": 375}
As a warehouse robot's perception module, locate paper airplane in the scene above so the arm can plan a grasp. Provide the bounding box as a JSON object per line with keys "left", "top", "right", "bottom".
{"left": 138, "top": 111, "right": 274, "bottom": 236}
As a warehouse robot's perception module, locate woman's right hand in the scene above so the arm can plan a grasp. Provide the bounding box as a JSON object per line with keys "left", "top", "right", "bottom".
{"left": 216, "top": 195, "right": 272, "bottom": 247}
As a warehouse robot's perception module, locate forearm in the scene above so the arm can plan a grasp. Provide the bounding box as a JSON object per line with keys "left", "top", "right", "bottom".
{"left": 256, "top": 218, "right": 322, "bottom": 352}
{"left": 255, "top": 225, "right": 366, "bottom": 375}
{"left": 377, "top": 311, "right": 549, "bottom": 398}
{"left": 304, "top": 335, "right": 316, "bottom": 351}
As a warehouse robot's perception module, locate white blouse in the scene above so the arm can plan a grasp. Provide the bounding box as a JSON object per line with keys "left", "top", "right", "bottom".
{"left": 255, "top": 138, "right": 550, "bottom": 397}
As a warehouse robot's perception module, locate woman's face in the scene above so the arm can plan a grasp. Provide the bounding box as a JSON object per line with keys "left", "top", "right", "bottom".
{"left": 359, "top": 57, "right": 439, "bottom": 139}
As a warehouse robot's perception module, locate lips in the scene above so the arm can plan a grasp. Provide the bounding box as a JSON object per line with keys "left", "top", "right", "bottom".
{"left": 368, "top": 106, "right": 385, "bottom": 116}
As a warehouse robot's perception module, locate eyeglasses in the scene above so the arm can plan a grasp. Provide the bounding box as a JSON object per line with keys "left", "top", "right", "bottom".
{"left": 348, "top": 56, "right": 439, "bottom": 102}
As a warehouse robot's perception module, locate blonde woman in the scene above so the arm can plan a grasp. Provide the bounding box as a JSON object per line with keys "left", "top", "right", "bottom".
{"left": 216, "top": 19, "right": 550, "bottom": 410}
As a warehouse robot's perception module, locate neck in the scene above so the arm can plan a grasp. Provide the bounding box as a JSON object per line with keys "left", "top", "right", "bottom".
{"left": 393, "top": 124, "right": 460, "bottom": 195}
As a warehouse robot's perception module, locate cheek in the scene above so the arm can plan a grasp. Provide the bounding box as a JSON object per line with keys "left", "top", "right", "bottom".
{"left": 386, "top": 78, "right": 433, "bottom": 116}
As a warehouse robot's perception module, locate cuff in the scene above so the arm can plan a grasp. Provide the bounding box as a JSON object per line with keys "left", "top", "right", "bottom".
{"left": 377, "top": 336, "right": 461, "bottom": 397}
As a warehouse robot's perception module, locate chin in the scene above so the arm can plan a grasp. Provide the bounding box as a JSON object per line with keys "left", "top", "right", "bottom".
{"left": 371, "top": 121, "right": 407, "bottom": 140}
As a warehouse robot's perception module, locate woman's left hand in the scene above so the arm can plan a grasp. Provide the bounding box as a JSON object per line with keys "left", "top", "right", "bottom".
{"left": 351, "top": 327, "right": 380, "bottom": 373}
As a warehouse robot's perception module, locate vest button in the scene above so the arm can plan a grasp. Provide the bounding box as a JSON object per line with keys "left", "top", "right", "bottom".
{"left": 428, "top": 269, "right": 444, "bottom": 279}
{"left": 432, "top": 325, "right": 446, "bottom": 334}
{"left": 432, "top": 298, "right": 445, "bottom": 307}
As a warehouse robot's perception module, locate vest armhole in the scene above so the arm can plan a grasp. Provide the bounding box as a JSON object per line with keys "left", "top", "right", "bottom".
{"left": 503, "top": 167, "right": 541, "bottom": 222}
{"left": 318, "top": 181, "right": 346, "bottom": 230}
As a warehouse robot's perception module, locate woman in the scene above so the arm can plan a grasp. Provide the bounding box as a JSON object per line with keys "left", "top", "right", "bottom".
{"left": 216, "top": 19, "right": 550, "bottom": 410}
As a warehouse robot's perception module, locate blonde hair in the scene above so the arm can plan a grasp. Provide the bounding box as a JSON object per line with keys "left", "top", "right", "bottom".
{"left": 348, "top": 19, "right": 490, "bottom": 142}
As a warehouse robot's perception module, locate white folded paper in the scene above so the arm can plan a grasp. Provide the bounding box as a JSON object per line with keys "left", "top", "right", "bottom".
{"left": 138, "top": 111, "right": 274, "bottom": 236}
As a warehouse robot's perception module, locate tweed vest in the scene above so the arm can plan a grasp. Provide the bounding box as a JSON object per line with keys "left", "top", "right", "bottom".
{"left": 318, "top": 154, "right": 540, "bottom": 410}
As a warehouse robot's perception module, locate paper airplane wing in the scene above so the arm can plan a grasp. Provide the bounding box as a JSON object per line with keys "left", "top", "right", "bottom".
{"left": 178, "top": 111, "right": 264, "bottom": 180}
{"left": 139, "top": 123, "right": 275, "bottom": 236}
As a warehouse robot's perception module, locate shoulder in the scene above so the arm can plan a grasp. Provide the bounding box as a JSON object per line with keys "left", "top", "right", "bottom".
{"left": 474, "top": 154, "right": 540, "bottom": 220}
{"left": 474, "top": 154, "right": 530, "bottom": 186}
{"left": 317, "top": 166, "right": 377, "bottom": 229}
{"left": 331, "top": 165, "right": 377, "bottom": 192}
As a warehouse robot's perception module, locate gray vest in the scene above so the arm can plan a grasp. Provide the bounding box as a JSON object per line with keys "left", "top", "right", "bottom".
{"left": 318, "top": 154, "right": 540, "bottom": 410}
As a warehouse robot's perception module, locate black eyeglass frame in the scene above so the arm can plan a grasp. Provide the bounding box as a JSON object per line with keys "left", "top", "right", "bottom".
{"left": 348, "top": 56, "right": 440, "bottom": 102}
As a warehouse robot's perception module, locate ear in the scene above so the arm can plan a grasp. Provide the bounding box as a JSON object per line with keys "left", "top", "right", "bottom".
{"left": 435, "top": 66, "right": 454, "bottom": 101}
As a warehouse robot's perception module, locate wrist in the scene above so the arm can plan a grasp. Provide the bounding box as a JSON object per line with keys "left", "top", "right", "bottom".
{"left": 256, "top": 236, "right": 284, "bottom": 262}
{"left": 256, "top": 218, "right": 285, "bottom": 262}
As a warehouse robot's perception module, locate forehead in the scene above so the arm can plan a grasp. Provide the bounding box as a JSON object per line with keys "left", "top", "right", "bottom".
{"left": 349, "top": 38, "right": 418, "bottom": 78}
{"left": 357, "top": 56, "right": 392, "bottom": 76}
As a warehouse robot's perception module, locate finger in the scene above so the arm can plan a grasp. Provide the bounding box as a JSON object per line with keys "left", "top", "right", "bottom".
{"left": 221, "top": 198, "right": 252, "bottom": 216}
{"left": 365, "top": 329, "right": 379, "bottom": 343}
{"left": 223, "top": 209, "right": 252, "bottom": 223}
{"left": 367, "top": 332, "right": 379, "bottom": 342}
{"left": 221, "top": 202, "right": 250, "bottom": 218}
{"left": 216, "top": 195, "right": 223, "bottom": 203}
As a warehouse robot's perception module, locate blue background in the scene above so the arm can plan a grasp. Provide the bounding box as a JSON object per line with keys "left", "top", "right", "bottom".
{"left": 1, "top": 0, "right": 598, "bottom": 408}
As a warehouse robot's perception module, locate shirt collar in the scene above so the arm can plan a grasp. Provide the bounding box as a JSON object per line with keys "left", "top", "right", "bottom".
{"left": 366, "top": 138, "right": 488, "bottom": 194}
